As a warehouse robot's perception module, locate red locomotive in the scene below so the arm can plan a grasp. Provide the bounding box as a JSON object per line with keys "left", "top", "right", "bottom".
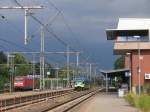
{"left": 14, "top": 76, "right": 39, "bottom": 90}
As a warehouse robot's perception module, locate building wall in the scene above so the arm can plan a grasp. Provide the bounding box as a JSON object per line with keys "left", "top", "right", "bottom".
{"left": 114, "top": 42, "right": 150, "bottom": 51}
{"left": 131, "top": 50, "right": 150, "bottom": 89}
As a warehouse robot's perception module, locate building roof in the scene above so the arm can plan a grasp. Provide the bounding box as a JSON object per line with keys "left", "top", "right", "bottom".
{"left": 106, "top": 18, "right": 150, "bottom": 40}
{"left": 118, "top": 18, "right": 150, "bottom": 29}
{"left": 100, "top": 68, "right": 129, "bottom": 74}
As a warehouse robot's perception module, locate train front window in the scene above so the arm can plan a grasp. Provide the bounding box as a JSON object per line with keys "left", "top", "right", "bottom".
{"left": 76, "top": 80, "right": 84, "bottom": 84}
{"left": 15, "top": 78, "right": 23, "bottom": 82}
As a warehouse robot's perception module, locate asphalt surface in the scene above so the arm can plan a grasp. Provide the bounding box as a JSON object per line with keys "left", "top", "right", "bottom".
{"left": 68, "top": 92, "right": 139, "bottom": 112}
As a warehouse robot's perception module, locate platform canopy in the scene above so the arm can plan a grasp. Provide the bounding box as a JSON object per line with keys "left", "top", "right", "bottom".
{"left": 100, "top": 68, "right": 130, "bottom": 75}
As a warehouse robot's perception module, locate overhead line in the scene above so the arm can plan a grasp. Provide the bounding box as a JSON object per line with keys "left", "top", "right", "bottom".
{"left": 48, "top": 0, "right": 61, "bottom": 12}
{"left": 47, "top": 0, "right": 93, "bottom": 63}
{"left": 13, "top": 0, "right": 94, "bottom": 65}
{"left": 30, "top": 11, "right": 61, "bottom": 39}
{"left": 13, "top": 0, "right": 67, "bottom": 46}
{"left": 0, "top": 38, "right": 33, "bottom": 51}
{"left": 30, "top": 15, "right": 68, "bottom": 46}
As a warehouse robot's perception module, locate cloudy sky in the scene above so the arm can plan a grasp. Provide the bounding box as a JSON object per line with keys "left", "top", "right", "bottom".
{"left": 0, "top": 0, "right": 150, "bottom": 69}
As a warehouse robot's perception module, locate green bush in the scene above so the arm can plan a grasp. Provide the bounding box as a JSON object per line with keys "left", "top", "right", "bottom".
{"left": 125, "top": 93, "right": 136, "bottom": 106}
{"left": 135, "top": 95, "right": 150, "bottom": 112}
{"left": 125, "top": 93, "right": 150, "bottom": 112}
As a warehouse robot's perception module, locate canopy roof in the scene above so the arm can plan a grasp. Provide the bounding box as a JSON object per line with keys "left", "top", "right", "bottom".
{"left": 100, "top": 68, "right": 129, "bottom": 74}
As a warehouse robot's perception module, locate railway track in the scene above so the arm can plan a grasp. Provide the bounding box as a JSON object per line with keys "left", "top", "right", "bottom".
{"left": 4, "top": 88, "right": 102, "bottom": 112}
{"left": 0, "top": 88, "right": 74, "bottom": 112}
{"left": 47, "top": 88, "right": 102, "bottom": 112}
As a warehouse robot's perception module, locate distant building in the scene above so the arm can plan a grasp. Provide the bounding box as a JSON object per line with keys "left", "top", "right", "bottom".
{"left": 106, "top": 18, "right": 150, "bottom": 93}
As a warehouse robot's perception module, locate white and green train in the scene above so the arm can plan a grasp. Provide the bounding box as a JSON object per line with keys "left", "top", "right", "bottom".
{"left": 74, "top": 78, "right": 91, "bottom": 90}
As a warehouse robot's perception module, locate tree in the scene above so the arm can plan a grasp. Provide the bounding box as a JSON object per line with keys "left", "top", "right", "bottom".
{"left": 34, "top": 62, "right": 54, "bottom": 77}
{"left": 0, "top": 52, "right": 32, "bottom": 90}
{"left": 14, "top": 53, "right": 31, "bottom": 76}
{"left": 0, "top": 51, "right": 9, "bottom": 90}
{"left": 14, "top": 53, "right": 27, "bottom": 64}
{"left": 58, "top": 66, "right": 75, "bottom": 79}
{"left": 114, "top": 56, "right": 125, "bottom": 69}
{"left": 0, "top": 51, "right": 7, "bottom": 64}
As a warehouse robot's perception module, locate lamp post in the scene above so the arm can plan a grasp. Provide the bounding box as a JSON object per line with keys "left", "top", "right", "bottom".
{"left": 134, "top": 35, "right": 141, "bottom": 95}
{"left": 55, "top": 67, "right": 59, "bottom": 89}
{"left": 66, "top": 46, "right": 70, "bottom": 87}
{"left": 126, "top": 52, "right": 131, "bottom": 93}
{"left": 106, "top": 72, "right": 108, "bottom": 93}
{"left": 32, "top": 54, "right": 35, "bottom": 91}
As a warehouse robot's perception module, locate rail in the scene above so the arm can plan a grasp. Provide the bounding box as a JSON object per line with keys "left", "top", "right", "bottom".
{"left": 0, "top": 88, "right": 73, "bottom": 111}
{"left": 5, "top": 87, "right": 103, "bottom": 112}
{"left": 47, "top": 88, "right": 102, "bottom": 112}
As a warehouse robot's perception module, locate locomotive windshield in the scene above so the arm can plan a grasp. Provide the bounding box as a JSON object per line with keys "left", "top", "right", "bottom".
{"left": 75, "top": 80, "right": 82, "bottom": 83}
{"left": 15, "top": 78, "right": 23, "bottom": 82}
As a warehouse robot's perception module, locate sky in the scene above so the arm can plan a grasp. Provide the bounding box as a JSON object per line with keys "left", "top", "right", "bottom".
{"left": 0, "top": 0, "right": 150, "bottom": 69}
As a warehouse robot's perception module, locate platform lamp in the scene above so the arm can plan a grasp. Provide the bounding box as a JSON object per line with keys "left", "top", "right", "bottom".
{"left": 133, "top": 35, "right": 141, "bottom": 95}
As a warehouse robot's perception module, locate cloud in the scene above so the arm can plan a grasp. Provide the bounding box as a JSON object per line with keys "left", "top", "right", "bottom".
{"left": 0, "top": 0, "right": 150, "bottom": 68}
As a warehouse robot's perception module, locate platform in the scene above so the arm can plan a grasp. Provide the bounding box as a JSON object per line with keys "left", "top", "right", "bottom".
{"left": 70, "top": 92, "right": 138, "bottom": 112}
{"left": 0, "top": 88, "right": 73, "bottom": 100}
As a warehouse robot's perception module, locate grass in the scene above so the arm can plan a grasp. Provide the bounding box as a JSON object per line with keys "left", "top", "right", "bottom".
{"left": 125, "top": 93, "right": 150, "bottom": 112}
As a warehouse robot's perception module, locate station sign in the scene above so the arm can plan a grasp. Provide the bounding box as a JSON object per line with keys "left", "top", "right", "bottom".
{"left": 145, "top": 73, "right": 150, "bottom": 79}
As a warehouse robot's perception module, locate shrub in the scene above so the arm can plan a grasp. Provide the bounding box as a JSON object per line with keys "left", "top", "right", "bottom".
{"left": 135, "top": 95, "right": 150, "bottom": 112}
{"left": 125, "top": 93, "right": 136, "bottom": 106}
{"left": 125, "top": 93, "right": 150, "bottom": 112}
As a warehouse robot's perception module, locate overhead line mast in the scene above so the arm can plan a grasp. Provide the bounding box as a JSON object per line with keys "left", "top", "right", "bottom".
{"left": 0, "top": 6, "right": 43, "bottom": 45}
{"left": 3, "top": 1, "right": 97, "bottom": 82}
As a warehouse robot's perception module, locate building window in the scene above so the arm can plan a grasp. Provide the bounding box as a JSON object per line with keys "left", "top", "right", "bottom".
{"left": 117, "top": 36, "right": 149, "bottom": 42}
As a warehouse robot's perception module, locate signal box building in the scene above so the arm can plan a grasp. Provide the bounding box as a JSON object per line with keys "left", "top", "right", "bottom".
{"left": 106, "top": 18, "right": 150, "bottom": 93}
